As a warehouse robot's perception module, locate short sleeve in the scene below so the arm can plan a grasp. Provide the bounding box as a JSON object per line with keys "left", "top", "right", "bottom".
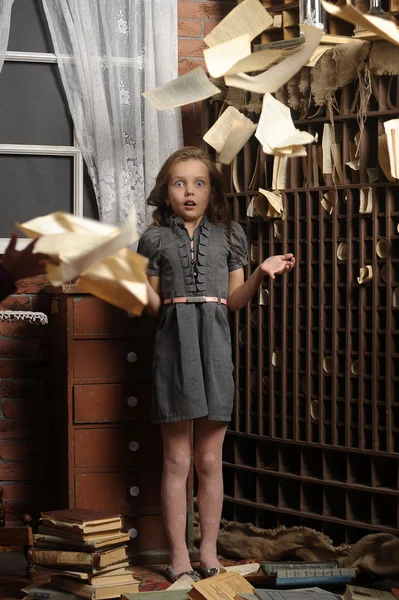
{"left": 227, "top": 221, "right": 248, "bottom": 272}
{"left": 137, "top": 227, "right": 161, "bottom": 276}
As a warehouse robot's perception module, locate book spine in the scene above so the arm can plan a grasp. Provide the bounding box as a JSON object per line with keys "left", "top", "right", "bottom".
{"left": 31, "top": 548, "right": 99, "bottom": 568}
{"left": 276, "top": 575, "right": 354, "bottom": 587}
{"left": 261, "top": 562, "right": 338, "bottom": 575}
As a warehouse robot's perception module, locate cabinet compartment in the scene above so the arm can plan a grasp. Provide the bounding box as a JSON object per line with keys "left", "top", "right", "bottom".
{"left": 73, "top": 296, "right": 158, "bottom": 338}
{"left": 73, "top": 339, "right": 153, "bottom": 380}
{"left": 75, "top": 471, "right": 162, "bottom": 514}
{"left": 73, "top": 383, "right": 152, "bottom": 423}
{"left": 74, "top": 426, "right": 163, "bottom": 469}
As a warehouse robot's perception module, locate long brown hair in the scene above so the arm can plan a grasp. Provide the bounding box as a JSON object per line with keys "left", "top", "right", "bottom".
{"left": 147, "top": 147, "right": 231, "bottom": 227}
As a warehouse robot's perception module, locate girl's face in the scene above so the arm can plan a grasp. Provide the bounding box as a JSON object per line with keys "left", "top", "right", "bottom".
{"left": 166, "top": 159, "right": 211, "bottom": 224}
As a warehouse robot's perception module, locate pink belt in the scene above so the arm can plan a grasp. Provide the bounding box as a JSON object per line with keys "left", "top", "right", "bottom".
{"left": 164, "top": 296, "right": 227, "bottom": 306}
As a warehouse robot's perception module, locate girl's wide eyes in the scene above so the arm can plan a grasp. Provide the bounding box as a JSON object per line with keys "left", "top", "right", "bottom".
{"left": 173, "top": 179, "right": 206, "bottom": 187}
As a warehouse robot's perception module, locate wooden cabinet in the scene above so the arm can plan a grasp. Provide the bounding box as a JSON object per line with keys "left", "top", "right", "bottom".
{"left": 50, "top": 290, "right": 195, "bottom": 563}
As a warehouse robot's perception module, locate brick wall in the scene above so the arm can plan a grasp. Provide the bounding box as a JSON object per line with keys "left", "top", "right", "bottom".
{"left": 178, "top": 0, "right": 236, "bottom": 146}
{"left": 0, "top": 0, "right": 235, "bottom": 528}
{"left": 0, "top": 277, "right": 53, "bottom": 526}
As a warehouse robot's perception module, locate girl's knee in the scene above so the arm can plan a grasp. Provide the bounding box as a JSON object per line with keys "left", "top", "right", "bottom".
{"left": 194, "top": 450, "right": 222, "bottom": 478}
{"left": 163, "top": 451, "right": 191, "bottom": 477}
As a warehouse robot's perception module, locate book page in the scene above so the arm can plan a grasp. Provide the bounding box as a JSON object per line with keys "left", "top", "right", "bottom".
{"left": 142, "top": 67, "right": 221, "bottom": 110}
{"left": 225, "top": 47, "right": 288, "bottom": 76}
{"left": 256, "top": 93, "right": 316, "bottom": 154}
{"left": 204, "top": 0, "right": 273, "bottom": 47}
{"left": 189, "top": 571, "right": 254, "bottom": 600}
{"left": 204, "top": 34, "right": 251, "bottom": 78}
{"left": 321, "top": 0, "right": 399, "bottom": 45}
{"left": 224, "top": 25, "right": 323, "bottom": 94}
{"left": 204, "top": 106, "right": 256, "bottom": 165}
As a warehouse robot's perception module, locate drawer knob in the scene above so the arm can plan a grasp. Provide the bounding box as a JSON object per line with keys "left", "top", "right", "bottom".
{"left": 128, "top": 527, "right": 138, "bottom": 539}
{"left": 127, "top": 352, "right": 138, "bottom": 363}
{"left": 126, "top": 396, "right": 138, "bottom": 408}
{"left": 129, "top": 441, "right": 139, "bottom": 452}
{"left": 129, "top": 486, "right": 140, "bottom": 497}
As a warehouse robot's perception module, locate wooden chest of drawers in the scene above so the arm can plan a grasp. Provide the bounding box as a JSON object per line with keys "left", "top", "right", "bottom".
{"left": 50, "top": 290, "right": 195, "bottom": 563}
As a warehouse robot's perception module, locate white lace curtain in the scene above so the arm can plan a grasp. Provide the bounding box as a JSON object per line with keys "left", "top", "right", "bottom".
{"left": 0, "top": 0, "right": 14, "bottom": 74}
{"left": 42, "top": 0, "right": 183, "bottom": 230}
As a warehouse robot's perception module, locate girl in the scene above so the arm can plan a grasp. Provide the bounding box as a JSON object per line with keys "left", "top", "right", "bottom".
{"left": 138, "top": 147, "right": 295, "bottom": 581}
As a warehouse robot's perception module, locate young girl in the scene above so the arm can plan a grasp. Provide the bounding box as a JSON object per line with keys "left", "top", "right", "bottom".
{"left": 138, "top": 147, "right": 295, "bottom": 581}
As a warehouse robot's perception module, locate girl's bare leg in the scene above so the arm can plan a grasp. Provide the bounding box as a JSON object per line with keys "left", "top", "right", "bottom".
{"left": 194, "top": 418, "right": 227, "bottom": 569}
{"left": 160, "top": 420, "right": 192, "bottom": 574}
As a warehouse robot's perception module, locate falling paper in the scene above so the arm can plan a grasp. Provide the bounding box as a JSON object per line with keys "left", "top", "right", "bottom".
{"left": 322, "top": 123, "right": 333, "bottom": 175}
{"left": 203, "top": 106, "right": 256, "bottom": 165}
{"left": 272, "top": 155, "right": 288, "bottom": 190}
{"left": 17, "top": 211, "right": 148, "bottom": 316}
{"left": 204, "top": 34, "right": 252, "bottom": 78}
{"left": 321, "top": 0, "right": 399, "bottom": 46}
{"left": 224, "top": 47, "right": 288, "bottom": 76}
{"left": 224, "top": 25, "right": 323, "bottom": 94}
{"left": 204, "top": 0, "right": 273, "bottom": 47}
{"left": 142, "top": 67, "right": 221, "bottom": 111}
{"left": 255, "top": 93, "right": 316, "bottom": 156}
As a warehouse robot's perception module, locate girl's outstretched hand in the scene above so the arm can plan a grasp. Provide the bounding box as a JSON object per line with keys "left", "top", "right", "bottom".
{"left": 260, "top": 253, "right": 295, "bottom": 280}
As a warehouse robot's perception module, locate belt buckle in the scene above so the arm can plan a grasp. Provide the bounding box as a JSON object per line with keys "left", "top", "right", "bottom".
{"left": 186, "top": 296, "right": 206, "bottom": 303}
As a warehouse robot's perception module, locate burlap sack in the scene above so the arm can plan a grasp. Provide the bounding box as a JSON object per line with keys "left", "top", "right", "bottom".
{"left": 311, "top": 40, "right": 370, "bottom": 106}
{"left": 215, "top": 520, "right": 347, "bottom": 562}
{"left": 370, "top": 41, "right": 399, "bottom": 75}
{"left": 338, "top": 533, "right": 399, "bottom": 576}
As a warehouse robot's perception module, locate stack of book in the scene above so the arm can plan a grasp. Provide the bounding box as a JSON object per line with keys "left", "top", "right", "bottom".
{"left": 30, "top": 508, "right": 139, "bottom": 599}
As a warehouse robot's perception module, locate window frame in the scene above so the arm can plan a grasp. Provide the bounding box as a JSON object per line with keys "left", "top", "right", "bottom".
{"left": 0, "top": 50, "right": 84, "bottom": 252}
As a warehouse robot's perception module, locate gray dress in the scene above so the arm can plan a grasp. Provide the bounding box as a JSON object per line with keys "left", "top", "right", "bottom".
{"left": 138, "top": 216, "right": 248, "bottom": 424}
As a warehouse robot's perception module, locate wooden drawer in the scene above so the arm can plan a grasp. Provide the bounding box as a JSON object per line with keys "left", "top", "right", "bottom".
{"left": 73, "top": 383, "right": 152, "bottom": 424}
{"left": 73, "top": 296, "right": 158, "bottom": 338}
{"left": 74, "top": 426, "right": 163, "bottom": 469}
{"left": 125, "top": 515, "right": 168, "bottom": 553}
{"left": 75, "top": 471, "right": 162, "bottom": 514}
{"left": 73, "top": 340, "right": 153, "bottom": 380}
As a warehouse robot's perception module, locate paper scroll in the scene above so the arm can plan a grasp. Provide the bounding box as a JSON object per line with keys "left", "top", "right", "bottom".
{"left": 17, "top": 211, "right": 148, "bottom": 316}
{"left": 204, "top": 0, "right": 273, "bottom": 47}
{"left": 383, "top": 119, "right": 399, "bottom": 179}
{"left": 142, "top": 67, "right": 221, "bottom": 110}
{"left": 357, "top": 265, "right": 373, "bottom": 284}
{"left": 224, "top": 25, "right": 323, "bottom": 94}
{"left": 203, "top": 106, "right": 256, "bottom": 164}
{"left": 378, "top": 133, "right": 395, "bottom": 181}
{"left": 359, "top": 187, "right": 373, "bottom": 213}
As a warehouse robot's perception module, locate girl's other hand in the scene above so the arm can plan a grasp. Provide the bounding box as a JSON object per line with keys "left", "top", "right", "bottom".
{"left": 260, "top": 253, "right": 295, "bottom": 280}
